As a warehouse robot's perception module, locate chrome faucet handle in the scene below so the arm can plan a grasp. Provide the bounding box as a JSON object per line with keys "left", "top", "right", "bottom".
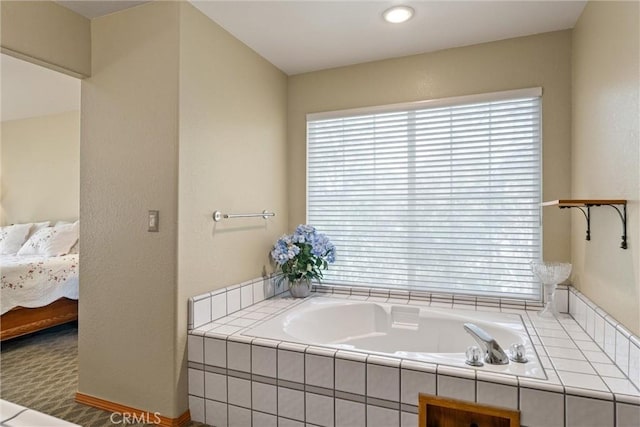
{"left": 509, "top": 343, "right": 528, "bottom": 363}
{"left": 465, "top": 346, "right": 484, "bottom": 367}
{"left": 463, "top": 323, "right": 509, "bottom": 365}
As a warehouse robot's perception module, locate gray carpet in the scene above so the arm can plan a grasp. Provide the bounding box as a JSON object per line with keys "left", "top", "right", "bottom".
{"left": 0, "top": 323, "right": 208, "bottom": 427}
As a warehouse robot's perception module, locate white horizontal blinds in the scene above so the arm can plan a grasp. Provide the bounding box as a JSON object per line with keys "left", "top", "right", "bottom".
{"left": 307, "top": 91, "right": 542, "bottom": 299}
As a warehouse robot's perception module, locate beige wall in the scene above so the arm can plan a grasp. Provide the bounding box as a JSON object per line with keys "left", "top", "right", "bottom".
{"left": 288, "top": 31, "right": 573, "bottom": 263}
{"left": 572, "top": 1, "right": 639, "bottom": 335}
{"left": 1, "top": 111, "right": 79, "bottom": 225}
{"left": 1, "top": 1, "right": 90, "bottom": 77}
{"left": 79, "top": 1, "right": 181, "bottom": 417}
{"left": 176, "top": 2, "right": 288, "bottom": 409}
{"left": 177, "top": 2, "right": 288, "bottom": 297}
{"left": 80, "top": 1, "right": 288, "bottom": 417}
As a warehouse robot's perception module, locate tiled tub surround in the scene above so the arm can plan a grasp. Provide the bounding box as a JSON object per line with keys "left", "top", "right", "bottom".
{"left": 187, "top": 275, "right": 288, "bottom": 332}
{"left": 569, "top": 288, "right": 640, "bottom": 392}
{"left": 188, "top": 281, "right": 640, "bottom": 427}
{"left": 242, "top": 296, "right": 546, "bottom": 380}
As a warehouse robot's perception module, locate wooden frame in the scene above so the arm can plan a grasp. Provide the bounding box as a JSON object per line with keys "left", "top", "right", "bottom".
{"left": 419, "top": 394, "right": 520, "bottom": 427}
{"left": 0, "top": 298, "right": 78, "bottom": 341}
{"left": 76, "top": 393, "right": 191, "bottom": 427}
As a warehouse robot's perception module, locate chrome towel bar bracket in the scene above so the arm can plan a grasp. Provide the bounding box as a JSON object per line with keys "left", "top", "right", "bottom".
{"left": 212, "top": 210, "right": 275, "bottom": 222}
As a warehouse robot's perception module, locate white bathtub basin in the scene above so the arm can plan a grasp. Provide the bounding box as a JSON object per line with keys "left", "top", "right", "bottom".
{"left": 242, "top": 296, "right": 546, "bottom": 379}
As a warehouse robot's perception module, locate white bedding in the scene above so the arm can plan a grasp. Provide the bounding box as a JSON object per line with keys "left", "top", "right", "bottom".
{"left": 0, "top": 254, "right": 79, "bottom": 315}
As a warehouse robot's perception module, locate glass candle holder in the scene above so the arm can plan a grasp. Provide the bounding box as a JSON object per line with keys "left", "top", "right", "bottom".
{"left": 531, "top": 261, "right": 572, "bottom": 318}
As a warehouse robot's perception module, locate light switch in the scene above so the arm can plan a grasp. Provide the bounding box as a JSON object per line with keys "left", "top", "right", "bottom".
{"left": 148, "top": 210, "right": 159, "bottom": 232}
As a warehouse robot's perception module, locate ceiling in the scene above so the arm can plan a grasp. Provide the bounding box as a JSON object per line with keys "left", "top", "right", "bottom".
{"left": 55, "top": 0, "right": 148, "bottom": 19}
{"left": 55, "top": 1, "right": 587, "bottom": 75}
{"left": 192, "top": 1, "right": 587, "bottom": 75}
{"left": 1, "top": 54, "right": 80, "bottom": 122}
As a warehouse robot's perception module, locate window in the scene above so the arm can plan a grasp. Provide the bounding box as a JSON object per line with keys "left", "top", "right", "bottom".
{"left": 307, "top": 88, "right": 542, "bottom": 300}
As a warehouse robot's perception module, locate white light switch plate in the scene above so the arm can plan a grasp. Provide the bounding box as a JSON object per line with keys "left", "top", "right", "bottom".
{"left": 148, "top": 210, "right": 159, "bottom": 232}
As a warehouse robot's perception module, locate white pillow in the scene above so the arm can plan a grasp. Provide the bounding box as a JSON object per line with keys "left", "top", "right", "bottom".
{"left": 66, "top": 220, "right": 79, "bottom": 254}
{"left": 27, "top": 221, "right": 51, "bottom": 238}
{"left": 0, "top": 223, "right": 33, "bottom": 255}
{"left": 17, "top": 222, "right": 79, "bottom": 257}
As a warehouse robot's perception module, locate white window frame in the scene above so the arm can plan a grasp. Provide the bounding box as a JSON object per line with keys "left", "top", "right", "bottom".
{"left": 306, "top": 88, "right": 543, "bottom": 300}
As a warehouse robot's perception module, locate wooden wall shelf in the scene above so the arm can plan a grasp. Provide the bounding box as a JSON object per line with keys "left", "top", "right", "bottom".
{"left": 542, "top": 199, "right": 628, "bottom": 249}
{"left": 541, "top": 199, "right": 627, "bottom": 207}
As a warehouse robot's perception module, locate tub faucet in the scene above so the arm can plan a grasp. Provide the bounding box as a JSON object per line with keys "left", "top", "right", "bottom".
{"left": 463, "top": 323, "right": 509, "bottom": 365}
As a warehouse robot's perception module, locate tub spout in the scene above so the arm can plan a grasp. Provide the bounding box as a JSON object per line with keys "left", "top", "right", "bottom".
{"left": 463, "top": 323, "right": 509, "bottom": 365}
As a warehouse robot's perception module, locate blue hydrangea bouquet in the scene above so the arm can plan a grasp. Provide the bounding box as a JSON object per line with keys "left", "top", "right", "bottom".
{"left": 270, "top": 225, "right": 336, "bottom": 290}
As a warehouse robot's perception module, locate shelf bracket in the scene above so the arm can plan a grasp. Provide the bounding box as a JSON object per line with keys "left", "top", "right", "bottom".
{"left": 543, "top": 199, "right": 628, "bottom": 250}
{"left": 580, "top": 203, "right": 627, "bottom": 249}
{"left": 602, "top": 203, "right": 628, "bottom": 250}
{"left": 560, "top": 205, "right": 591, "bottom": 241}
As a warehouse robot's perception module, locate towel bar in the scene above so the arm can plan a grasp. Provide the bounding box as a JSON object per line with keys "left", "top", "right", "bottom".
{"left": 212, "top": 210, "right": 275, "bottom": 222}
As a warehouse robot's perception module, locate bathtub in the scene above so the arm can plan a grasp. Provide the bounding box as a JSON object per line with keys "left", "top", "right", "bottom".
{"left": 241, "top": 296, "right": 545, "bottom": 379}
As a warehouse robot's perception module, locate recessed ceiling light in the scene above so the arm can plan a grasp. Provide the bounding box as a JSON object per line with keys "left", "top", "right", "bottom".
{"left": 383, "top": 5, "right": 414, "bottom": 24}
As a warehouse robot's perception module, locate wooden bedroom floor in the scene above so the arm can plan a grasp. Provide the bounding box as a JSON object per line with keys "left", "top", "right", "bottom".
{"left": 0, "top": 323, "right": 209, "bottom": 427}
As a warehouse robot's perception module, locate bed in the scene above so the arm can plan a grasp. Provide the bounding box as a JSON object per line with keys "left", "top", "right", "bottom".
{"left": 1, "top": 254, "right": 79, "bottom": 340}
